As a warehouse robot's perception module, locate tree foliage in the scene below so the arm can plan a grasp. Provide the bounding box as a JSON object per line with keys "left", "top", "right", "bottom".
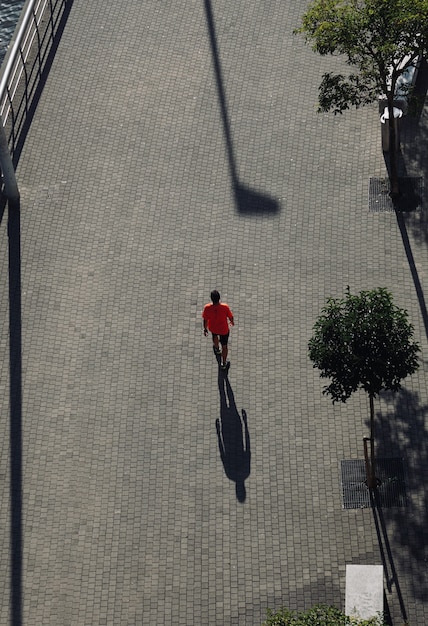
{"left": 308, "top": 287, "right": 420, "bottom": 402}
{"left": 295, "top": 0, "right": 428, "bottom": 113}
{"left": 263, "top": 604, "right": 385, "bottom": 625}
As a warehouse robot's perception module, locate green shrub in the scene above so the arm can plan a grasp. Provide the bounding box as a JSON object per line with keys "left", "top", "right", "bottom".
{"left": 263, "top": 604, "right": 385, "bottom": 626}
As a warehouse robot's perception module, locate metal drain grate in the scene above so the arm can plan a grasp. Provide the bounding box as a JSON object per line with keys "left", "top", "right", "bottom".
{"left": 369, "top": 177, "right": 423, "bottom": 212}
{"left": 340, "top": 458, "right": 407, "bottom": 509}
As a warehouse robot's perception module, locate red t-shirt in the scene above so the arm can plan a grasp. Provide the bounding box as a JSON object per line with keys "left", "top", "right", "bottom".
{"left": 202, "top": 302, "right": 233, "bottom": 335}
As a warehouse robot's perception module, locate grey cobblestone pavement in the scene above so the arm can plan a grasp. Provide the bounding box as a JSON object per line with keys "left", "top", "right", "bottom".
{"left": 0, "top": 0, "right": 427, "bottom": 624}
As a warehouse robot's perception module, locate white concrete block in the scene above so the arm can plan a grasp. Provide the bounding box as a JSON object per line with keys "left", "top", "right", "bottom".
{"left": 345, "top": 564, "right": 384, "bottom": 620}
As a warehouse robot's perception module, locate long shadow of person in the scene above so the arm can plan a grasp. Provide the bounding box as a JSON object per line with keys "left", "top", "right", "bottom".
{"left": 216, "top": 372, "right": 250, "bottom": 502}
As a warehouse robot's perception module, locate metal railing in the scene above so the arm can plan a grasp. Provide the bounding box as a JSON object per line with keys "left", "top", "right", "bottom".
{"left": 0, "top": 0, "right": 70, "bottom": 204}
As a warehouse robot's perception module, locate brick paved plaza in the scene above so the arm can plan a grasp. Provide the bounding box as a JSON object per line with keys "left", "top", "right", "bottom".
{"left": 0, "top": 0, "right": 427, "bottom": 624}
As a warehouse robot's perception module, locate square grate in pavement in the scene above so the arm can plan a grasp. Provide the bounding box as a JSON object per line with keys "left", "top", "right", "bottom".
{"left": 369, "top": 177, "right": 423, "bottom": 212}
{"left": 340, "top": 458, "right": 407, "bottom": 509}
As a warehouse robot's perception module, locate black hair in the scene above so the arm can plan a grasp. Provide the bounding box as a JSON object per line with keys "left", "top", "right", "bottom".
{"left": 211, "top": 290, "right": 220, "bottom": 304}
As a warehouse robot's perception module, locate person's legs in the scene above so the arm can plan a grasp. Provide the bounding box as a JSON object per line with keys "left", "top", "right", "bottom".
{"left": 211, "top": 333, "right": 221, "bottom": 353}
{"left": 221, "top": 344, "right": 228, "bottom": 366}
{"left": 219, "top": 333, "right": 229, "bottom": 367}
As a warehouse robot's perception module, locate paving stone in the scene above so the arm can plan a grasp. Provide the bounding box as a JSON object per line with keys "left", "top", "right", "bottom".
{"left": 0, "top": 0, "right": 427, "bottom": 624}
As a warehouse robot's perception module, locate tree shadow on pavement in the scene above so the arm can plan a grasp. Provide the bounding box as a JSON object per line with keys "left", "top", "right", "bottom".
{"left": 369, "top": 489, "right": 408, "bottom": 625}
{"left": 216, "top": 371, "right": 250, "bottom": 502}
{"left": 203, "top": 0, "right": 280, "bottom": 215}
{"left": 374, "top": 388, "right": 428, "bottom": 617}
{"left": 394, "top": 210, "right": 428, "bottom": 342}
{"left": 382, "top": 82, "right": 428, "bottom": 342}
{"left": 395, "top": 59, "right": 428, "bottom": 230}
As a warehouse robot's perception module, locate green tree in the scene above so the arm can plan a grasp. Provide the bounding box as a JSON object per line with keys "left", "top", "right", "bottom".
{"left": 308, "top": 287, "right": 420, "bottom": 487}
{"left": 295, "top": 0, "right": 428, "bottom": 198}
{"left": 263, "top": 604, "right": 385, "bottom": 625}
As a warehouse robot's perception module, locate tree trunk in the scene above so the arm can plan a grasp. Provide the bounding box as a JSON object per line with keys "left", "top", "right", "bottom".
{"left": 366, "top": 394, "right": 377, "bottom": 490}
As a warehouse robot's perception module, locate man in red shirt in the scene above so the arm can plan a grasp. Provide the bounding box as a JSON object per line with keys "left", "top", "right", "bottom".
{"left": 202, "top": 290, "right": 234, "bottom": 370}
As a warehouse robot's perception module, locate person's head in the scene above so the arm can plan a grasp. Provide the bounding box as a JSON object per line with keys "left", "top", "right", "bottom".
{"left": 211, "top": 290, "right": 220, "bottom": 304}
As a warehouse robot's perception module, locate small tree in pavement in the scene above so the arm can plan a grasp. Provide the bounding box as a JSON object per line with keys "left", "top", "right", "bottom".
{"left": 308, "top": 287, "right": 420, "bottom": 488}
{"left": 295, "top": 0, "right": 428, "bottom": 198}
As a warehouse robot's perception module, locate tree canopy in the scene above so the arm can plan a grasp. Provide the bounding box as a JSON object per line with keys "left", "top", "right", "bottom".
{"left": 263, "top": 604, "right": 385, "bottom": 625}
{"left": 296, "top": 0, "right": 428, "bottom": 113}
{"left": 308, "top": 287, "right": 420, "bottom": 402}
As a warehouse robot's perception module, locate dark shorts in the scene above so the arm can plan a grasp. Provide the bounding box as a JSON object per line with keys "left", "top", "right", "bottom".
{"left": 211, "top": 332, "right": 229, "bottom": 345}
